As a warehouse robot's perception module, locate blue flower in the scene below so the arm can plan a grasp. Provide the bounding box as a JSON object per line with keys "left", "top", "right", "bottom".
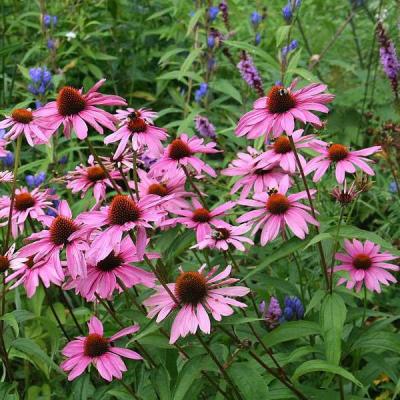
{"left": 58, "top": 155, "right": 68, "bottom": 165}
{"left": 255, "top": 32, "right": 262, "bottom": 46}
{"left": 43, "top": 14, "right": 57, "bottom": 28}
{"left": 207, "top": 35, "right": 215, "bottom": 48}
{"left": 389, "top": 181, "right": 398, "bottom": 193}
{"left": 27, "top": 67, "right": 52, "bottom": 97}
{"left": 282, "top": 4, "right": 292, "bottom": 21}
{"left": 251, "top": 11, "right": 262, "bottom": 26}
{"left": 194, "top": 83, "right": 208, "bottom": 102}
{"left": 280, "top": 296, "right": 304, "bottom": 322}
{"left": 282, "top": 0, "right": 301, "bottom": 22}
{"left": 25, "top": 172, "right": 46, "bottom": 187}
{"left": 47, "top": 39, "right": 56, "bottom": 50}
{"left": 1, "top": 152, "right": 14, "bottom": 167}
{"left": 208, "top": 6, "right": 219, "bottom": 21}
{"left": 289, "top": 39, "right": 298, "bottom": 51}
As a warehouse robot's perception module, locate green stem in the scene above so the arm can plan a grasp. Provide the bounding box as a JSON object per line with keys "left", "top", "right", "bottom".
{"left": 85, "top": 138, "right": 121, "bottom": 194}
{"left": 3, "top": 135, "right": 22, "bottom": 252}
{"left": 132, "top": 151, "right": 140, "bottom": 200}
{"left": 288, "top": 136, "right": 330, "bottom": 290}
{"left": 42, "top": 284, "right": 70, "bottom": 340}
{"left": 182, "top": 165, "right": 207, "bottom": 207}
{"left": 330, "top": 207, "right": 345, "bottom": 293}
{"left": 196, "top": 332, "right": 244, "bottom": 400}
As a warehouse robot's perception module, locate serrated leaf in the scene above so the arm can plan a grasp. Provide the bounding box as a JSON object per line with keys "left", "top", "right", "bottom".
{"left": 292, "top": 360, "right": 363, "bottom": 387}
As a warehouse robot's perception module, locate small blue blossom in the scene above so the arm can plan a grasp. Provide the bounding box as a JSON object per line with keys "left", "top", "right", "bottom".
{"left": 389, "top": 181, "right": 398, "bottom": 193}
{"left": 208, "top": 6, "right": 219, "bottom": 21}
{"left": 251, "top": 11, "right": 262, "bottom": 26}
{"left": 25, "top": 172, "right": 46, "bottom": 188}
{"left": 28, "top": 67, "right": 52, "bottom": 96}
{"left": 194, "top": 83, "right": 208, "bottom": 103}
{"left": 282, "top": 4, "right": 292, "bottom": 21}
{"left": 58, "top": 155, "right": 68, "bottom": 165}
{"left": 255, "top": 32, "right": 262, "bottom": 46}
{"left": 43, "top": 14, "right": 57, "bottom": 28}
{"left": 282, "top": 0, "right": 301, "bottom": 22}
{"left": 207, "top": 35, "right": 215, "bottom": 48}
{"left": 47, "top": 39, "right": 56, "bottom": 50}
{"left": 280, "top": 296, "right": 304, "bottom": 322}
{"left": 1, "top": 152, "right": 14, "bottom": 167}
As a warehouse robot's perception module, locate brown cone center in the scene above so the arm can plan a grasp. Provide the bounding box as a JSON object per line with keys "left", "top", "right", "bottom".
{"left": 175, "top": 271, "right": 208, "bottom": 305}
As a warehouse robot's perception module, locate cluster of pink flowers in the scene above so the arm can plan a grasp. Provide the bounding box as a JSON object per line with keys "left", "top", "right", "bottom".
{"left": 0, "top": 76, "right": 395, "bottom": 385}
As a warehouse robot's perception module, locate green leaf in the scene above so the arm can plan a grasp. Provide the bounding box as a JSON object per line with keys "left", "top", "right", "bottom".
{"left": 71, "top": 375, "right": 94, "bottom": 400}
{"left": 179, "top": 48, "right": 201, "bottom": 79}
{"left": 151, "top": 366, "right": 171, "bottom": 400}
{"left": 305, "top": 289, "right": 325, "bottom": 316}
{"left": 210, "top": 79, "right": 242, "bottom": 104}
{"left": 186, "top": 8, "right": 203, "bottom": 36}
{"left": 292, "top": 360, "right": 363, "bottom": 387}
{"left": 159, "top": 48, "right": 187, "bottom": 65}
{"left": 351, "top": 331, "right": 400, "bottom": 354}
{"left": 10, "top": 338, "right": 63, "bottom": 374}
{"left": 230, "top": 362, "right": 267, "bottom": 399}
{"left": 242, "top": 237, "right": 308, "bottom": 281}
{"left": 320, "top": 293, "right": 346, "bottom": 365}
{"left": 289, "top": 67, "right": 321, "bottom": 82}
{"left": 0, "top": 313, "right": 19, "bottom": 336}
{"left": 173, "top": 355, "right": 208, "bottom": 400}
{"left": 275, "top": 26, "right": 291, "bottom": 47}
{"left": 223, "top": 40, "right": 279, "bottom": 68}
{"left": 262, "top": 321, "right": 320, "bottom": 347}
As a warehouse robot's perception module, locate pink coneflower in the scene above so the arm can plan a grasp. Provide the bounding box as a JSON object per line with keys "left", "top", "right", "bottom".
{"left": 5, "top": 252, "right": 64, "bottom": 298}
{"left": 101, "top": 148, "right": 134, "bottom": 170}
{"left": 137, "top": 167, "right": 190, "bottom": 210}
{"left": 66, "top": 155, "right": 121, "bottom": 204}
{"left": 0, "top": 244, "right": 28, "bottom": 278}
{"left": 304, "top": 143, "right": 381, "bottom": 183}
{"left": 0, "top": 108, "right": 50, "bottom": 146}
{"left": 65, "top": 236, "right": 157, "bottom": 301}
{"left": 105, "top": 108, "right": 168, "bottom": 158}
{"left": 235, "top": 80, "right": 334, "bottom": 140}
{"left": 334, "top": 239, "right": 399, "bottom": 293}
{"left": 255, "top": 129, "right": 326, "bottom": 174}
{"left": 0, "top": 171, "right": 13, "bottom": 183}
{"left": 222, "top": 147, "right": 288, "bottom": 199}
{"left": 192, "top": 222, "right": 253, "bottom": 251}
{"left": 18, "top": 200, "right": 91, "bottom": 279}
{"left": 0, "top": 187, "right": 58, "bottom": 238}
{"left": 167, "top": 199, "right": 235, "bottom": 243}
{"left": 143, "top": 264, "right": 249, "bottom": 343}
{"left": 150, "top": 134, "right": 219, "bottom": 177}
{"left": 237, "top": 176, "right": 318, "bottom": 245}
{"left": 0, "top": 138, "right": 8, "bottom": 157}
{"left": 61, "top": 316, "right": 142, "bottom": 381}
{"left": 77, "top": 194, "right": 166, "bottom": 262}
{"left": 35, "top": 79, "right": 126, "bottom": 140}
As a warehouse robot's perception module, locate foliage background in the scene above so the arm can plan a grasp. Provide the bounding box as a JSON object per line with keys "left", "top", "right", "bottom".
{"left": 0, "top": 0, "right": 399, "bottom": 399}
